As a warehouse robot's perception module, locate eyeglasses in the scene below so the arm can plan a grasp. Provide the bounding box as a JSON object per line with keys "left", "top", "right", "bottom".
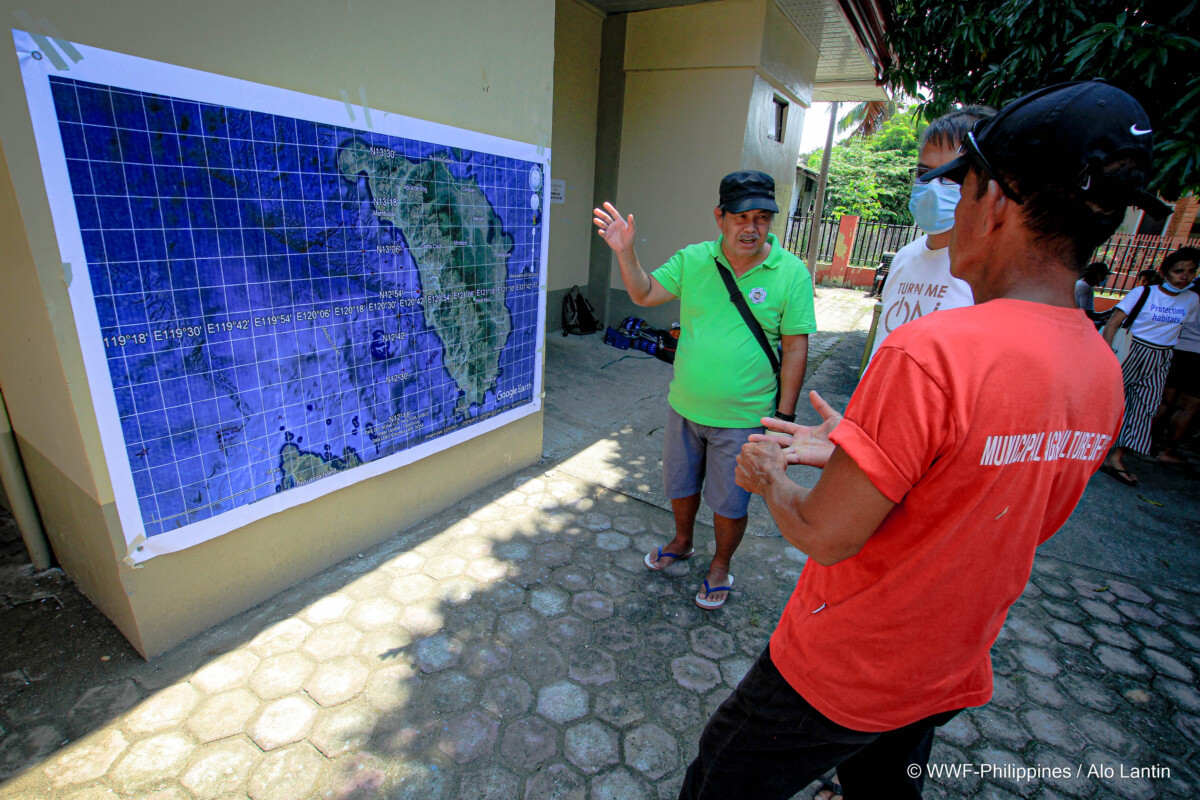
{"left": 908, "top": 166, "right": 958, "bottom": 186}
{"left": 960, "top": 124, "right": 1023, "bottom": 203}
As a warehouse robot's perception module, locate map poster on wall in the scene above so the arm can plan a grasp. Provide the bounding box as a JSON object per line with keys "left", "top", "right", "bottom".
{"left": 15, "top": 30, "right": 549, "bottom": 562}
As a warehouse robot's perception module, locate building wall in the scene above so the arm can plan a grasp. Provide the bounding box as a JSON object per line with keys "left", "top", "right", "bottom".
{"left": 749, "top": 0, "right": 816, "bottom": 238}
{"left": 623, "top": 0, "right": 765, "bottom": 71}
{"left": 742, "top": 72, "right": 805, "bottom": 236}
{"left": 0, "top": 0, "right": 554, "bottom": 656}
{"left": 614, "top": 67, "right": 754, "bottom": 287}
{"left": 759, "top": 0, "right": 816, "bottom": 108}
{"left": 547, "top": 0, "right": 604, "bottom": 328}
{"left": 606, "top": 0, "right": 817, "bottom": 329}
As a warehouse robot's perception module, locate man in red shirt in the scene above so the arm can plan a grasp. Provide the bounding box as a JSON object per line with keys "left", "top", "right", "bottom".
{"left": 678, "top": 82, "right": 1167, "bottom": 800}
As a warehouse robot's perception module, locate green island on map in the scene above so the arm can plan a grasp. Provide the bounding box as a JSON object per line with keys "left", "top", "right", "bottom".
{"left": 337, "top": 139, "right": 515, "bottom": 415}
{"left": 278, "top": 442, "right": 364, "bottom": 489}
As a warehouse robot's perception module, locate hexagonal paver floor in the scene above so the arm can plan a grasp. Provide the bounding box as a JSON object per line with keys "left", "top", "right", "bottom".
{"left": 3, "top": 360, "right": 1198, "bottom": 800}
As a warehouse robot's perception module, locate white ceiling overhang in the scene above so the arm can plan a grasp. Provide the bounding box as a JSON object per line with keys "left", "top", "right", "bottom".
{"left": 775, "top": 0, "right": 890, "bottom": 101}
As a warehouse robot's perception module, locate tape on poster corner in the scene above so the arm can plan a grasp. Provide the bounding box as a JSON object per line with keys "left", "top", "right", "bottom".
{"left": 338, "top": 89, "right": 356, "bottom": 122}
{"left": 13, "top": 10, "right": 68, "bottom": 70}
{"left": 62, "top": 262, "right": 72, "bottom": 287}
{"left": 36, "top": 17, "right": 83, "bottom": 63}
{"left": 358, "top": 87, "right": 373, "bottom": 129}
{"left": 536, "top": 132, "right": 548, "bottom": 157}
{"left": 122, "top": 533, "right": 147, "bottom": 568}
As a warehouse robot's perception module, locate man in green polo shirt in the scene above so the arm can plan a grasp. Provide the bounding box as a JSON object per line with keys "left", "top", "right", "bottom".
{"left": 593, "top": 171, "right": 816, "bottom": 609}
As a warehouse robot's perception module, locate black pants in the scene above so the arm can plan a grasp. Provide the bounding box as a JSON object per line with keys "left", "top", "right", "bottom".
{"left": 679, "top": 646, "right": 961, "bottom": 800}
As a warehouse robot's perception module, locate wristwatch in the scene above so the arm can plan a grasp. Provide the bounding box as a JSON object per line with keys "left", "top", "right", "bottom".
{"left": 774, "top": 411, "right": 796, "bottom": 423}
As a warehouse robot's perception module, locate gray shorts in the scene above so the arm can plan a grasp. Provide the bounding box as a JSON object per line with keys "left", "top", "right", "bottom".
{"left": 663, "top": 406, "right": 762, "bottom": 519}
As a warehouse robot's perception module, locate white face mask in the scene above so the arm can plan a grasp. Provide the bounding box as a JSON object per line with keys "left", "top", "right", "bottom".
{"left": 908, "top": 180, "right": 961, "bottom": 235}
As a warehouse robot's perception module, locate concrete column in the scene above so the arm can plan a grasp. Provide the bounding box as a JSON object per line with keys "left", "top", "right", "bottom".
{"left": 586, "top": 12, "right": 629, "bottom": 329}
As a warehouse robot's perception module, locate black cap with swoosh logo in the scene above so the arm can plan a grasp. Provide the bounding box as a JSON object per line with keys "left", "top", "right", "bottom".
{"left": 921, "top": 79, "right": 1170, "bottom": 217}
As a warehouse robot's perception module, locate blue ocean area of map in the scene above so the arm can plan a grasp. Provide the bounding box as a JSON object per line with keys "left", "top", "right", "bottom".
{"left": 49, "top": 76, "right": 542, "bottom": 537}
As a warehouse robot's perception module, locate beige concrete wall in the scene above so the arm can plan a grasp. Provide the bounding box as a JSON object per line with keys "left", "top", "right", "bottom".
{"left": 17, "top": 437, "right": 138, "bottom": 637}
{"left": 124, "top": 413, "right": 543, "bottom": 654}
{"left": 0, "top": 131, "right": 105, "bottom": 502}
{"left": 613, "top": 67, "right": 754, "bottom": 288}
{"left": 611, "top": 0, "right": 818, "bottom": 293}
{"left": 548, "top": 0, "right": 603, "bottom": 299}
{"left": 0, "top": 0, "right": 553, "bottom": 656}
{"left": 760, "top": 0, "right": 817, "bottom": 108}
{"left": 752, "top": 0, "right": 817, "bottom": 240}
{"left": 743, "top": 72, "right": 806, "bottom": 240}
{"left": 623, "top": 0, "right": 765, "bottom": 72}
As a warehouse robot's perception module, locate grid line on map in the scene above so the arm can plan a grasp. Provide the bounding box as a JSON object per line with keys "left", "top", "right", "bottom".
{"left": 51, "top": 76, "right": 542, "bottom": 536}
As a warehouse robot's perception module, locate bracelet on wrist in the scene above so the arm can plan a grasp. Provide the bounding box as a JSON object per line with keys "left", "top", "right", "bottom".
{"left": 774, "top": 411, "right": 796, "bottom": 423}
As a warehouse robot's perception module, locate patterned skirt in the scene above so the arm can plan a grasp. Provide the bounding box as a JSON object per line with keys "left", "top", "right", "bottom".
{"left": 1117, "top": 338, "right": 1174, "bottom": 454}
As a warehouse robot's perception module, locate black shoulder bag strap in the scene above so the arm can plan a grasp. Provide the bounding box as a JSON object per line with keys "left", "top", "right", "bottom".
{"left": 714, "top": 257, "right": 781, "bottom": 410}
{"left": 1120, "top": 285, "right": 1152, "bottom": 330}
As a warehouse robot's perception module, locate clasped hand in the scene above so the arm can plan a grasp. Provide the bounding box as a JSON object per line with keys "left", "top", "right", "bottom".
{"left": 735, "top": 391, "right": 843, "bottom": 494}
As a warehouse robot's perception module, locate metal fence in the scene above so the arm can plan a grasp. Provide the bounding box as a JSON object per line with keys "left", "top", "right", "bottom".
{"left": 783, "top": 213, "right": 920, "bottom": 268}
{"left": 1092, "top": 233, "right": 1200, "bottom": 295}
{"left": 784, "top": 212, "right": 1198, "bottom": 292}
{"left": 847, "top": 220, "right": 921, "bottom": 267}
{"left": 783, "top": 213, "right": 840, "bottom": 263}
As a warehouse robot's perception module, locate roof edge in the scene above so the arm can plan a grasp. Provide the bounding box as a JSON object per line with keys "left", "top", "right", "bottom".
{"left": 832, "top": 0, "right": 894, "bottom": 84}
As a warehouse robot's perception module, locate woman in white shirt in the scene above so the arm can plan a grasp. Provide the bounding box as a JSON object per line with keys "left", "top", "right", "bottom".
{"left": 1101, "top": 247, "right": 1200, "bottom": 486}
{"left": 1155, "top": 278, "right": 1200, "bottom": 463}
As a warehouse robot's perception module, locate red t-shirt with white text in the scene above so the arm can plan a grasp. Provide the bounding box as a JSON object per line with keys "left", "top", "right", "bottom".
{"left": 769, "top": 299, "right": 1123, "bottom": 732}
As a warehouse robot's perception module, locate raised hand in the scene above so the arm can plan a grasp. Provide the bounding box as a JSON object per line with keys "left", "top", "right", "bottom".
{"left": 593, "top": 201, "right": 636, "bottom": 255}
{"left": 747, "top": 390, "right": 843, "bottom": 468}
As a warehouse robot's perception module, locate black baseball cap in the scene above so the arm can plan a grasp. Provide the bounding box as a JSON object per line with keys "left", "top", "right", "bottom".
{"left": 921, "top": 80, "right": 1169, "bottom": 216}
{"left": 719, "top": 170, "right": 779, "bottom": 214}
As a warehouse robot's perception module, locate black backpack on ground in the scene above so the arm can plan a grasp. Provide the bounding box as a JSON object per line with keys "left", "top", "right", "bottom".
{"left": 562, "top": 286, "right": 603, "bottom": 336}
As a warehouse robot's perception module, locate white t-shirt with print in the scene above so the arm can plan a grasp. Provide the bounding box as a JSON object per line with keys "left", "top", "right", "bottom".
{"left": 1115, "top": 285, "right": 1200, "bottom": 347}
{"left": 868, "top": 235, "right": 975, "bottom": 362}
{"left": 1173, "top": 287, "right": 1200, "bottom": 354}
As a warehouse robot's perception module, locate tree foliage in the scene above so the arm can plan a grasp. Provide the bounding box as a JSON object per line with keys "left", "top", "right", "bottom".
{"left": 885, "top": 1, "right": 1199, "bottom": 200}
{"left": 836, "top": 99, "right": 900, "bottom": 138}
{"left": 805, "top": 108, "right": 923, "bottom": 224}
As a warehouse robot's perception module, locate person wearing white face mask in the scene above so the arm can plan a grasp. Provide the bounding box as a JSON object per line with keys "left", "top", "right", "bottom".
{"left": 1100, "top": 247, "right": 1200, "bottom": 486}
{"left": 866, "top": 106, "right": 996, "bottom": 365}
{"left": 680, "top": 79, "right": 1162, "bottom": 800}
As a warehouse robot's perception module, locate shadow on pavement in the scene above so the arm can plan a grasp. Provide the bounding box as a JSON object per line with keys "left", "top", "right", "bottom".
{"left": 0, "top": 287, "right": 1197, "bottom": 798}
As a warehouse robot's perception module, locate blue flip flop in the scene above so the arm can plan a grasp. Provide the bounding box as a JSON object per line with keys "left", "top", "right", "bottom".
{"left": 644, "top": 546, "right": 695, "bottom": 571}
{"left": 694, "top": 575, "right": 734, "bottom": 609}
{"left": 814, "top": 775, "right": 844, "bottom": 799}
